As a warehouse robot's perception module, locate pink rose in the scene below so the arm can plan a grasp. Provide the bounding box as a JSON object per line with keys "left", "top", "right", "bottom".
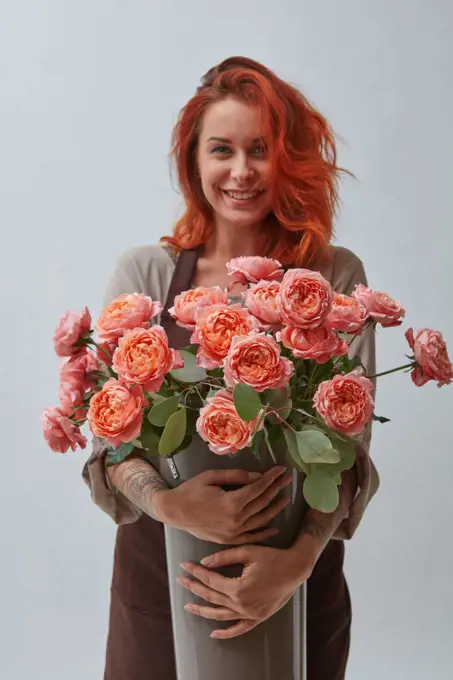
{"left": 224, "top": 332, "right": 295, "bottom": 392}
{"left": 352, "top": 284, "right": 405, "bottom": 327}
{"left": 226, "top": 256, "right": 284, "bottom": 285}
{"left": 278, "top": 269, "right": 333, "bottom": 329}
{"left": 406, "top": 328, "right": 453, "bottom": 388}
{"left": 95, "top": 339, "right": 117, "bottom": 366}
{"left": 243, "top": 280, "right": 281, "bottom": 329}
{"left": 112, "top": 325, "right": 180, "bottom": 393}
{"left": 327, "top": 294, "right": 368, "bottom": 334}
{"left": 96, "top": 293, "right": 163, "bottom": 342}
{"left": 168, "top": 286, "right": 228, "bottom": 330}
{"left": 191, "top": 304, "right": 259, "bottom": 369}
{"left": 277, "top": 326, "right": 348, "bottom": 364}
{"left": 42, "top": 407, "right": 87, "bottom": 453}
{"left": 53, "top": 307, "right": 91, "bottom": 357}
{"left": 196, "top": 388, "right": 263, "bottom": 454}
{"left": 313, "top": 370, "right": 375, "bottom": 436}
{"left": 59, "top": 349, "right": 99, "bottom": 417}
{"left": 87, "top": 378, "right": 146, "bottom": 447}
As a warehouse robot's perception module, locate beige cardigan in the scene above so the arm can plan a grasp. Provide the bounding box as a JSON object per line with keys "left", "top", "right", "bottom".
{"left": 82, "top": 244, "right": 380, "bottom": 540}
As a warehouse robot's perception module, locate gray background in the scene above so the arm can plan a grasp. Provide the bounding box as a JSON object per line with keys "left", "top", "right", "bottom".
{"left": 1, "top": 1, "right": 452, "bottom": 678}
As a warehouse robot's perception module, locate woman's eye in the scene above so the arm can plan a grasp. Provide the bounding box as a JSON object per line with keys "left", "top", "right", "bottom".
{"left": 211, "top": 146, "right": 231, "bottom": 154}
{"left": 252, "top": 145, "right": 267, "bottom": 155}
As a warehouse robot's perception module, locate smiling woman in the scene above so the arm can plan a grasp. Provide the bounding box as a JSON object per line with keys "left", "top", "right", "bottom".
{"left": 82, "top": 56, "right": 378, "bottom": 680}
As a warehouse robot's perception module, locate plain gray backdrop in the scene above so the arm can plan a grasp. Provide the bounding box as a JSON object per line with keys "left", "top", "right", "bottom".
{"left": 1, "top": 1, "right": 452, "bottom": 678}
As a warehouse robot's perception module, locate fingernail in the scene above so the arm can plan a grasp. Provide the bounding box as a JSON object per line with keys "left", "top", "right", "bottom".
{"left": 248, "top": 472, "right": 262, "bottom": 479}
{"left": 211, "top": 631, "right": 221, "bottom": 638}
{"left": 184, "top": 603, "right": 194, "bottom": 612}
{"left": 200, "top": 557, "right": 214, "bottom": 567}
{"left": 180, "top": 562, "right": 189, "bottom": 571}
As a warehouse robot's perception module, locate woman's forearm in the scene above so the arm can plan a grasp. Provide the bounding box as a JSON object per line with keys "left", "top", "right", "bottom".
{"left": 106, "top": 454, "right": 169, "bottom": 520}
{"left": 285, "top": 465, "right": 358, "bottom": 582}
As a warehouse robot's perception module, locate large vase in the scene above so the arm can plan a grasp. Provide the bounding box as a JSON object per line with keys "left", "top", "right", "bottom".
{"left": 155, "top": 435, "right": 308, "bottom": 680}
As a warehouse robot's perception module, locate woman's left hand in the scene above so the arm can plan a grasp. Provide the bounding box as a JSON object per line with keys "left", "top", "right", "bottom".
{"left": 177, "top": 544, "right": 314, "bottom": 639}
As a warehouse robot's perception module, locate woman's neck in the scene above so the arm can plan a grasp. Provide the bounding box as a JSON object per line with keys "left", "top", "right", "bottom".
{"left": 202, "top": 220, "right": 267, "bottom": 262}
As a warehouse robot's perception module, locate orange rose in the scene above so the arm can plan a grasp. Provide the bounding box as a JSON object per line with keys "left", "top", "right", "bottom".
{"left": 87, "top": 378, "right": 146, "bottom": 447}
{"left": 278, "top": 269, "right": 333, "bottom": 329}
{"left": 277, "top": 326, "right": 348, "bottom": 363}
{"left": 191, "top": 304, "right": 259, "bottom": 369}
{"left": 196, "top": 389, "right": 263, "bottom": 454}
{"left": 42, "top": 407, "right": 87, "bottom": 453}
{"left": 224, "top": 332, "right": 294, "bottom": 392}
{"left": 112, "top": 325, "right": 179, "bottom": 392}
{"left": 327, "top": 294, "right": 368, "bottom": 334}
{"left": 168, "top": 286, "right": 228, "bottom": 330}
{"left": 313, "top": 370, "right": 374, "bottom": 436}
{"left": 96, "top": 293, "right": 163, "bottom": 341}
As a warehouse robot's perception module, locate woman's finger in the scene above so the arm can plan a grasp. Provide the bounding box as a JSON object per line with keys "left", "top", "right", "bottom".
{"left": 176, "top": 577, "right": 231, "bottom": 607}
{"left": 233, "top": 467, "right": 287, "bottom": 509}
{"left": 230, "top": 526, "right": 279, "bottom": 545}
{"left": 184, "top": 603, "right": 244, "bottom": 621}
{"left": 242, "top": 473, "right": 292, "bottom": 519}
{"left": 211, "top": 619, "right": 258, "bottom": 639}
{"left": 241, "top": 497, "right": 291, "bottom": 532}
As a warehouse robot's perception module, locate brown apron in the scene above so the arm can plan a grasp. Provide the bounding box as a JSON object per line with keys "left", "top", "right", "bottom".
{"left": 104, "top": 249, "right": 351, "bottom": 680}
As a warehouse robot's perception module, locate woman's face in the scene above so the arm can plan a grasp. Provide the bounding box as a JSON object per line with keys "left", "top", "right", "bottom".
{"left": 196, "top": 97, "right": 272, "bottom": 230}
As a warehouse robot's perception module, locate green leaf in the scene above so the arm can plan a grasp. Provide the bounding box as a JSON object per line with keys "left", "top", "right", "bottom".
{"left": 146, "top": 392, "right": 166, "bottom": 403}
{"left": 295, "top": 429, "right": 341, "bottom": 465}
{"left": 148, "top": 395, "right": 180, "bottom": 427}
{"left": 138, "top": 420, "right": 161, "bottom": 456}
{"left": 158, "top": 407, "right": 187, "bottom": 456}
{"left": 282, "top": 427, "right": 309, "bottom": 475}
{"left": 251, "top": 428, "right": 264, "bottom": 460}
{"left": 265, "top": 387, "right": 292, "bottom": 424}
{"left": 170, "top": 350, "right": 207, "bottom": 383}
{"left": 233, "top": 383, "right": 262, "bottom": 421}
{"left": 314, "top": 435, "right": 356, "bottom": 477}
{"left": 372, "top": 413, "right": 391, "bottom": 424}
{"left": 263, "top": 427, "right": 277, "bottom": 464}
{"left": 180, "top": 344, "right": 198, "bottom": 356}
{"left": 303, "top": 470, "right": 340, "bottom": 512}
{"left": 105, "top": 441, "right": 135, "bottom": 466}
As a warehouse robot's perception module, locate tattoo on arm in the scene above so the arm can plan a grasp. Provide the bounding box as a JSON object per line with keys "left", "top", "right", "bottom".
{"left": 107, "top": 455, "right": 168, "bottom": 519}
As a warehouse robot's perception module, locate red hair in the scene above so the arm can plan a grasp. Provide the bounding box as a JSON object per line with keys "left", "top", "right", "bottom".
{"left": 162, "top": 56, "right": 348, "bottom": 267}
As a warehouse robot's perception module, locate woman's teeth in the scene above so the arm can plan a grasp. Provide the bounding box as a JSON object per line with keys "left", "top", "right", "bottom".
{"left": 223, "top": 190, "right": 263, "bottom": 200}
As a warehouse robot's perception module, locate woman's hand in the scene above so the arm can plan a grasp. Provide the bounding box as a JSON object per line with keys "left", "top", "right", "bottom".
{"left": 177, "top": 544, "right": 314, "bottom": 638}
{"left": 153, "top": 466, "right": 292, "bottom": 545}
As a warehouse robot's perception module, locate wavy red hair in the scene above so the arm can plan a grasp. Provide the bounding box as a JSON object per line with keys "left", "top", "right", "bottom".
{"left": 162, "top": 56, "right": 347, "bottom": 267}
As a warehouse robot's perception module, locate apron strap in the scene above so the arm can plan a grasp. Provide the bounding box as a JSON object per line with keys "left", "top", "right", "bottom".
{"left": 161, "top": 248, "right": 199, "bottom": 319}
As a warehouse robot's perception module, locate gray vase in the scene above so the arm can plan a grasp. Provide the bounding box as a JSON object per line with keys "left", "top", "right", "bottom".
{"left": 155, "top": 435, "right": 308, "bottom": 680}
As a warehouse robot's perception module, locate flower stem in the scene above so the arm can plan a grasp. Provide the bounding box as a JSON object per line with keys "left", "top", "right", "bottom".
{"left": 86, "top": 338, "right": 113, "bottom": 362}
{"left": 368, "top": 362, "right": 414, "bottom": 380}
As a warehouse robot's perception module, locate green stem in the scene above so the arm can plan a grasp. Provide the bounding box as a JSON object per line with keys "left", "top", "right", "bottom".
{"left": 86, "top": 338, "right": 113, "bottom": 363}
{"left": 368, "top": 362, "right": 414, "bottom": 380}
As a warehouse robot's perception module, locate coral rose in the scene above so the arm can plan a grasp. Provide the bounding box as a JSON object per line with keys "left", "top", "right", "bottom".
{"left": 196, "top": 389, "right": 263, "bottom": 455}
{"left": 96, "top": 293, "right": 162, "bottom": 341}
{"left": 112, "top": 325, "right": 181, "bottom": 392}
{"left": 327, "top": 294, "right": 368, "bottom": 334}
{"left": 224, "top": 332, "right": 295, "bottom": 392}
{"left": 313, "top": 370, "right": 375, "bottom": 436}
{"left": 352, "top": 284, "right": 405, "bottom": 327}
{"left": 87, "top": 378, "right": 146, "bottom": 447}
{"left": 243, "top": 280, "right": 281, "bottom": 329}
{"left": 277, "top": 326, "right": 348, "bottom": 364}
{"left": 191, "top": 304, "right": 259, "bottom": 369}
{"left": 278, "top": 269, "right": 333, "bottom": 329}
{"left": 53, "top": 307, "right": 91, "bottom": 357}
{"left": 406, "top": 328, "right": 453, "bottom": 388}
{"left": 226, "top": 256, "right": 284, "bottom": 285}
{"left": 59, "top": 349, "right": 99, "bottom": 417}
{"left": 168, "top": 286, "right": 228, "bottom": 330}
{"left": 42, "top": 407, "right": 87, "bottom": 453}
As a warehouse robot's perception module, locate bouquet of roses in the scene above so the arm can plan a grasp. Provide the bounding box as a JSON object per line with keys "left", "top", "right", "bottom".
{"left": 42, "top": 257, "right": 452, "bottom": 512}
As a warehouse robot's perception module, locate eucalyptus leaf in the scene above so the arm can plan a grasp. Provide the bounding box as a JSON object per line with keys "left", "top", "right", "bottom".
{"left": 282, "top": 427, "right": 309, "bottom": 475}
{"left": 148, "top": 395, "right": 180, "bottom": 427}
{"left": 265, "top": 387, "right": 292, "bottom": 423}
{"left": 105, "top": 441, "right": 135, "bottom": 466}
{"left": 138, "top": 420, "right": 161, "bottom": 455}
{"left": 313, "top": 435, "right": 355, "bottom": 477}
{"left": 303, "top": 470, "right": 340, "bottom": 512}
{"left": 372, "top": 413, "right": 391, "bottom": 424}
{"left": 233, "top": 383, "right": 262, "bottom": 421}
{"left": 170, "top": 350, "right": 207, "bottom": 383}
{"left": 295, "top": 429, "right": 340, "bottom": 464}
{"left": 158, "top": 407, "right": 187, "bottom": 456}
{"left": 180, "top": 344, "right": 198, "bottom": 356}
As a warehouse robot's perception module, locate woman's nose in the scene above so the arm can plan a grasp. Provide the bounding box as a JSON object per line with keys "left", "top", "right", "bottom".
{"left": 230, "top": 154, "right": 255, "bottom": 183}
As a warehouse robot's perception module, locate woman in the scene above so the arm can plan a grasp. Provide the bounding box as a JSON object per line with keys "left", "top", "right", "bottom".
{"left": 83, "top": 56, "right": 379, "bottom": 680}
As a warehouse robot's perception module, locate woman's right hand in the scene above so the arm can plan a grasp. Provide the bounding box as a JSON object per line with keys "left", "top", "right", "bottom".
{"left": 153, "top": 466, "right": 292, "bottom": 544}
